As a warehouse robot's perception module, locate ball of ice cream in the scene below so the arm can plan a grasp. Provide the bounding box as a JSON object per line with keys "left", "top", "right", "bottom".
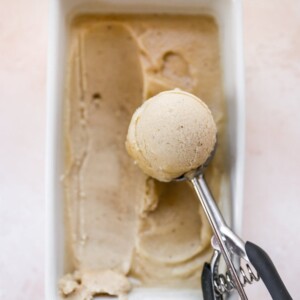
{"left": 126, "top": 89, "right": 217, "bottom": 182}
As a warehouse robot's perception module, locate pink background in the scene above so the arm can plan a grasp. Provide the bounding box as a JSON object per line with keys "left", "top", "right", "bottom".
{"left": 0, "top": 0, "right": 299, "bottom": 299}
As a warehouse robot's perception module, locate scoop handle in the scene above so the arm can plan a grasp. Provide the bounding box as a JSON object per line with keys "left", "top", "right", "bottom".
{"left": 201, "top": 263, "right": 216, "bottom": 300}
{"left": 245, "top": 241, "right": 293, "bottom": 300}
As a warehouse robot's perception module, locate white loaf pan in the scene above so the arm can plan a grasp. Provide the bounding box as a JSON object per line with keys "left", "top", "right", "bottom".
{"left": 46, "top": 0, "right": 245, "bottom": 299}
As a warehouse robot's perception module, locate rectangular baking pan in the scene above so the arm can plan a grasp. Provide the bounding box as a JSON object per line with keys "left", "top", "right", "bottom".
{"left": 46, "top": 0, "right": 245, "bottom": 299}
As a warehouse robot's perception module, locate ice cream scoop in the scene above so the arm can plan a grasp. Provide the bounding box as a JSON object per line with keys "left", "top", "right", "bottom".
{"left": 126, "top": 89, "right": 249, "bottom": 298}
{"left": 126, "top": 90, "right": 291, "bottom": 300}
{"left": 125, "top": 89, "right": 217, "bottom": 182}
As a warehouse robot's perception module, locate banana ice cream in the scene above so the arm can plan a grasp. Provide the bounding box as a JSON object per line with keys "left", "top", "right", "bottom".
{"left": 60, "top": 14, "right": 226, "bottom": 300}
{"left": 126, "top": 90, "right": 217, "bottom": 182}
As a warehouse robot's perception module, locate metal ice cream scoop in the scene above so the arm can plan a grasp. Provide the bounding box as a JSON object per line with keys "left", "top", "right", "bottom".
{"left": 174, "top": 143, "right": 292, "bottom": 300}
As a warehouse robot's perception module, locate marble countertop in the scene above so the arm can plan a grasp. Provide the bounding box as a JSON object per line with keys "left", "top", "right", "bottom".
{"left": 0, "top": 0, "right": 299, "bottom": 298}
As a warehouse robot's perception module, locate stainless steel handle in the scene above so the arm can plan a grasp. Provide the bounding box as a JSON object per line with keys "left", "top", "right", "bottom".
{"left": 191, "top": 175, "right": 248, "bottom": 300}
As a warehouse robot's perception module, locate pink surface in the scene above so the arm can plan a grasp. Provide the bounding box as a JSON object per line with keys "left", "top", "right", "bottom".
{"left": 0, "top": 0, "right": 299, "bottom": 299}
{"left": 243, "top": 0, "right": 300, "bottom": 298}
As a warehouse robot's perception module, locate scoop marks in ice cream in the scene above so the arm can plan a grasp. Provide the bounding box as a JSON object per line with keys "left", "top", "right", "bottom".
{"left": 61, "top": 14, "right": 226, "bottom": 300}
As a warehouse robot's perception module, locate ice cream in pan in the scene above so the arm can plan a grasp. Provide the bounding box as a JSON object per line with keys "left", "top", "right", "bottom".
{"left": 60, "top": 14, "right": 227, "bottom": 299}
{"left": 60, "top": 12, "right": 292, "bottom": 300}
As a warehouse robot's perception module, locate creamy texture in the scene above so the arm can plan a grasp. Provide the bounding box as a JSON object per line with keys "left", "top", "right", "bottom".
{"left": 59, "top": 270, "right": 131, "bottom": 300}
{"left": 126, "top": 90, "right": 217, "bottom": 182}
{"left": 61, "top": 15, "right": 226, "bottom": 299}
